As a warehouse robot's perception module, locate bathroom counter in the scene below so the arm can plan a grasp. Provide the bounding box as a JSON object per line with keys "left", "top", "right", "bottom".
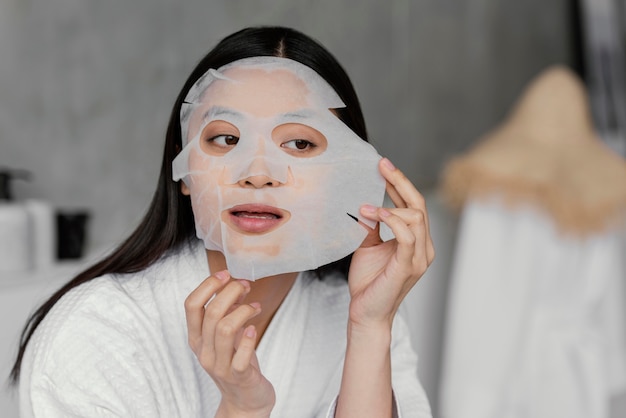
{"left": 1, "top": 261, "right": 89, "bottom": 289}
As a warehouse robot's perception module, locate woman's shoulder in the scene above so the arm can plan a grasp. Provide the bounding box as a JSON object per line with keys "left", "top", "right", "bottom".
{"left": 27, "top": 274, "right": 152, "bottom": 363}
{"left": 19, "top": 271, "right": 188, "bottom": 417}
{"left": 26, "top": 242, "right": 206, "bottom": 363}
{"left": 19, "top": 275, "right": 148, "bottom": 403}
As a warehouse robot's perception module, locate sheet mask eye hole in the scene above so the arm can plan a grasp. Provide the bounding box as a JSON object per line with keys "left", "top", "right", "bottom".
{"left": 273, "top": 123, "right": 328, "bottom": 157}
{"left": 199, "top": 120, "right": 241, "bottom": 155}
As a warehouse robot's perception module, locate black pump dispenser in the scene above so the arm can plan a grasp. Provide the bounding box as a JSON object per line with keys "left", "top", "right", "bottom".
{"left": 0, "top": 169, "right": 30, "bottom": 201}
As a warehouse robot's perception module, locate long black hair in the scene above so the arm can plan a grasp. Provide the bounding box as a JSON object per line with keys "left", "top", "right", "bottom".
{"left": 10, "top": 26, "right": 369, "bottom": 383}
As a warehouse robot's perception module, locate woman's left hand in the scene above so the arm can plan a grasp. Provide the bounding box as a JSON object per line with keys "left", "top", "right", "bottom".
{"left": 348, "top": 157, "right": 435, "bottom": 331}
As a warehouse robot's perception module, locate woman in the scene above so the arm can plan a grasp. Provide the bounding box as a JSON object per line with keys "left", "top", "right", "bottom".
{"left": 12, "top": 26, "right": 434, "bottom": 417}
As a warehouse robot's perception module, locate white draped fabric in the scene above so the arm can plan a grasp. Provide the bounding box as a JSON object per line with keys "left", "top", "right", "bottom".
{"left": 439, "top": 198, "right": 626, "bottom": 418}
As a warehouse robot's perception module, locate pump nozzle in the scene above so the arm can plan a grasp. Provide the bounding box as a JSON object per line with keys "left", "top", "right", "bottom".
{"left": 0, "top": 168, "right": 31, "bottom": 201}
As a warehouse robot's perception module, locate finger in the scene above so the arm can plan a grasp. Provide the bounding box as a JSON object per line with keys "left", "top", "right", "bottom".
{"left": 379, "top": 209, "right": 415, "bottom": 269}
{"left": 385, "top": 181, "right": 407, "bottom": 209}
{"left": 223, "top": 287, "right": 252, "bottom": 316}
{"left": 405, "top": 210, "right": 428, "bottom": 268}
{"left": 385, "top": 207, "right": 435, "bottom": 266}
{"left": 379, "top": 160, "right": 434, "bottom": 261}
{"left": 213, "top": 302, "right": 261, "bottom": 376}
{"left": 379, "top": 158, "right": 426, "bottom": 211}
{"left": 358, "top": 205, "right": 383, "bottom": 248}
{"left": 398, "top": 207, "right": 434, "bottom": 265}
{"left": 184, "top": 270, "right": 231, "bottom": 350}
{"left": 361, "top": 206, "right": 423, "bottom": 228}
{"left": 202, "top": 280, "right": 251, "bottom": 348}
{"left": 231, "top": 325, "right": 258, "bottom": 375}
{"left": 361, "top": 205, "right": 419, "bottom": 243}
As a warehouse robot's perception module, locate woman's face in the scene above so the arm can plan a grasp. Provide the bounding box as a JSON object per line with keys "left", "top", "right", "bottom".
{"left": 173, "top": 57, "right": 384, "bottom": 280}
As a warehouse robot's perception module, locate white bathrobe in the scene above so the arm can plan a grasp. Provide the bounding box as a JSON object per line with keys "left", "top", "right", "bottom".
{"left": 19, "top": 241, "right": 431, "bottom": 417}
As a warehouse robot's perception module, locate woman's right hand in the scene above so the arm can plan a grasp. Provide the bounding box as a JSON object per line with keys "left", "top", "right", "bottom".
{"left": 185, "top": 270, "right": 275, "bottom": 417}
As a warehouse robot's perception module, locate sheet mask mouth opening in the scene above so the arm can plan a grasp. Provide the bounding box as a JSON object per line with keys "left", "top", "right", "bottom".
{"left": 232, "top": 211, "right": 281, "bottom": 220}
{"left": 227, "top": 204, "right": 286, "bottom": 218}
{"left": 222, "top": 204, "right": 292, "bottom": 236}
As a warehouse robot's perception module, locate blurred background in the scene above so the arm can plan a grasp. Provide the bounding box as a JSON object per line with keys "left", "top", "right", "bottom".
{"left": 0, "top": 0, "right": 579, "bottom": 247}
{"left": 1, "top": 0, "right": 625, "bottom": 417}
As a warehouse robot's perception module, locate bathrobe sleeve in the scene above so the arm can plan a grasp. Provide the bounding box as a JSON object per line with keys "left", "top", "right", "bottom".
{"left": 323, "top": 312, "right": 432, "bottom": 418}
{"left": 389, "top": 311, "right": 432, "bottom": 417}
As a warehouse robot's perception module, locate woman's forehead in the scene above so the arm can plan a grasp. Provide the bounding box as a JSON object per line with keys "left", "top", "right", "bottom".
{"left": 181, "top": 56, "right": 346, "bottom": 143}
{"left": 201, "top": 67, "right": 313, "bottom": 117}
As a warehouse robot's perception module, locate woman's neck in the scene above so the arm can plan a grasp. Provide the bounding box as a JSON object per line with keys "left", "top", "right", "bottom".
{"left": 206, "top": 250, "right": 298, "bottom": 344}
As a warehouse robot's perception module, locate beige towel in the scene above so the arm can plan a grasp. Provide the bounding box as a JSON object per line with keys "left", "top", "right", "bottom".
{"left": 440, "top": 65, "right": 626, "bottom": 234}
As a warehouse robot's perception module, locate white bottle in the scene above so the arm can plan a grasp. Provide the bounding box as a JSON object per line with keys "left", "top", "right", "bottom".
{"left": 25, "top": 199, "right": 55, "bottom": 269}
{"left": 0, "top": 170, "right": 32, "bottom": 272}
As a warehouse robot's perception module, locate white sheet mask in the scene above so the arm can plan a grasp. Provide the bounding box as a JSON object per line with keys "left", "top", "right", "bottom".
{"left": 173, "top": 56, "right": 385, "bottom": 280}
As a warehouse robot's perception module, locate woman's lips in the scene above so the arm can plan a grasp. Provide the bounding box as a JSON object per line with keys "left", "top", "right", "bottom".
{"left": 222, "top": 204, "right": 291, "bottom": 235}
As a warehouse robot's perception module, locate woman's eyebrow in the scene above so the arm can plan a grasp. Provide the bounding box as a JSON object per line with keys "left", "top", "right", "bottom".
{"left": 200, "top": 107, "right": 316, "bottom": 123}
{"left": 202, "top": 106, "right": 244, "bottom": 121}
{"left": 281, "top": 109, "right": 315, "bottom": 119}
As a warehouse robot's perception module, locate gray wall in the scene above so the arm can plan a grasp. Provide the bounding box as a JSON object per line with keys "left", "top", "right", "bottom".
{"left": 0, "top": 0, "right": 574, "bottom": 249}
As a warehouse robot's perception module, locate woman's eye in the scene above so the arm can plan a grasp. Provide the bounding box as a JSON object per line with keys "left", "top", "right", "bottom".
{"left": 282, "top": 139, "right": 316, "bottom": 151}
{"left": 208, "top": 135, "right": 239, "bottom": 147}
{"left": 198, "top": 120, "right": 241, "bottom": 155}
{"left": 272, "top": 123, "right": 327, "bottom": 157}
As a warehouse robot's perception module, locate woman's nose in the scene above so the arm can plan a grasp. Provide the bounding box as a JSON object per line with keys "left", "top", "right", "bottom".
{"left": 235, "top": 154, "right": 285, "bottom": 189}
{"left": 237, "top": 174, "right": 281, "bottom": 189}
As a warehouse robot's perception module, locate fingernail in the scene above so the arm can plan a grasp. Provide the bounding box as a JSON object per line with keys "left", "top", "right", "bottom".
{"left": 381, "top": 157, "right": 396, "bottom": 171}
{"left": 214, "top": 270, "right": 230, "bottom": 281}
{"left": 245, "top": 325, "right": 256, "bottom": 338}
{"left": 361, "top": 204, "right": 377, "bottom": 214}
{"left": 380, "top": 208, "right": 391, "bottom": 218}
{"left": 249, "top": 302, "right": 261, "bottom": 311}
{"left": 237, "top": 279, "right": 251, "bottom": 292}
